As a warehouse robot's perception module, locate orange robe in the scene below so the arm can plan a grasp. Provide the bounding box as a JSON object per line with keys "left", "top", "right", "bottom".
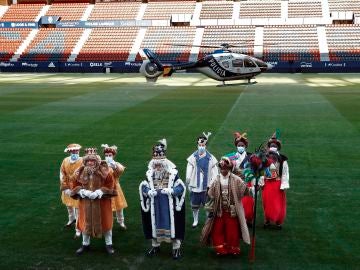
{"left": 60, "top": 157, "right": 82, "bottom": 208}
{"left": 71, "top": 163, "right": 116, "bottom": 237}
{"left": 111, "top": 162, "right": 128, "bottom": 211}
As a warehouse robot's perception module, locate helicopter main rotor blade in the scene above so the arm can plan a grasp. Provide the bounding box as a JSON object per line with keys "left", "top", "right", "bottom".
{"left": 163, "top": 43, "right": 220, "bottom": 48}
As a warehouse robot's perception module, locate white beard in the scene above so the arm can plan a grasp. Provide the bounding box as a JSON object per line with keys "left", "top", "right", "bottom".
{"left": 154, "top": 169, "right": 167, "bottom": 180}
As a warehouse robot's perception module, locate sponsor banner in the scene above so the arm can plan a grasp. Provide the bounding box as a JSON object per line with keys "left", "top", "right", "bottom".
{"left": 0, "top": 22, "right": 38, "bottom": 28}
{"left": 40, "top": 16, "right": 60, "bottom": 25}
{"left": 1, "top": 61, "right": 360, "bottom": 73}
{"left": 56, "top": 20, "right": 152, "bottom": 28}
{"left": 56, "top": 21, "right": 83, "bottom": 28}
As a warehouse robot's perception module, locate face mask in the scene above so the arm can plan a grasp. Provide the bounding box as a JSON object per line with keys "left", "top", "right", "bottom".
{"left": 105, "top": 156, "right": 113, "bottom": 164}
{"left": 237, "top": 146, "right": 245, "bottom": 154}
{"left": 70, "top": 153, "right": 79, "bottom": 161}
{"left": 269, "top": 147, "right": 278, "bottom": 153}
{"left": 198, "top": 146, "right": 206, "bottom": 154}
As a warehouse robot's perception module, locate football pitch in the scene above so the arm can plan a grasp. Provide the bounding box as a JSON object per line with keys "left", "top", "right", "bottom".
{"left": 0, "top": 73, "right": 359, "bottom": 269}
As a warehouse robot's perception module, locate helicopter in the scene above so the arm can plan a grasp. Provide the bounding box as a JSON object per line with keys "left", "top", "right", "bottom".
{"left": 139, "top": 43, "right": 273, "bottom": 85}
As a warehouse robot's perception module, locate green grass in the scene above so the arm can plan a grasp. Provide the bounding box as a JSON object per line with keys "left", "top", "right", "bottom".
{"left": 0, "top": 73, "right": 359, "bottom": 269}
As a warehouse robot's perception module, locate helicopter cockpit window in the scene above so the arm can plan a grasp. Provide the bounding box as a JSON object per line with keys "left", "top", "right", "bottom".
{"left": 244, "top": 58, "right": 257, "bottom": 68}
{"left": 254, "top": 59, "right": 268, "bottom": 68}
{"left": 222, "top": 61, "right": 230, "bottom": 68}
{"left": 232, "top": 59, "right": 243, "bottom": 67}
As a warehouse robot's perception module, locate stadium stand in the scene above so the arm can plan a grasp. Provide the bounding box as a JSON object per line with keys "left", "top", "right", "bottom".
{"left": 328, "top": 0, "right": 360, "bottom": 14}
{"left": 239, "top": 1, "right": 282, "bottom": 19}
{"left": 142, "top": 1, "right": 196, "bottom": 20}
{"left": 288, "top": 0, "right": 323, "bottom": 18}
{"left": 19, "top": 28, "right": 83, "bottom": 62}
{"left": 45, "top": 3, "right": 89, "bottom": 21}
{"left": 200, "top": 1, "right": 233, "bottom": 19}
{"left": 263, "top": 25, "right": 320, "bottom": 62}
{"left": 76, "top": 27, "right": 139, "bottom": 61}
{"left": 0, "top": 28, "right": 31, "bottom": 61}
{"left": 139, "top": 26, "right": 196, "bottom": 62}
{"left": 1, "top": 0, "right": 360, "bottom": 66}
{"left": 199, "top": 26, "right": 256, "bottom": 58}
{"left": 0, "top": 4, "right": 44, "bottom": 22}
{"left": 326, "top": 24, "right": 360, "bottom": 61}
{"left": 88, "top": 2, "right": 141, "bottom": 21}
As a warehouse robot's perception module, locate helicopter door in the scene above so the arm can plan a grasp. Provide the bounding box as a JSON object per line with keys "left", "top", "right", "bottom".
{"left": 232, "top": 59, "right": 244, "bottom": 74}
{"left": 243, "top": 58, "right": 257, "bottom": 74}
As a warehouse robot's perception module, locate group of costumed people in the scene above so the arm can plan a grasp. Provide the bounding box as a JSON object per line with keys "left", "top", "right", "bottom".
{"left": 59, "top": 131, "right": 289, "bottom": 259}
{"left": 59, "top": 144, "right": 127, "bottom": 255}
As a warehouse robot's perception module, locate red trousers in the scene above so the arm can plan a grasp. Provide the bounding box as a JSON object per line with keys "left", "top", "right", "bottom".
{"left": 211, "top": 211, "right": 240, "bottom": 255}
{"left": 262, "top": 179, "right": 286, "bottom": 225}
{"left": 241, "top": 182, "right": 254, "bottom": 224}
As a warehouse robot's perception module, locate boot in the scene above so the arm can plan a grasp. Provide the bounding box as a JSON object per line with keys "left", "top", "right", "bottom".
{"left": 76, "top": 245, "right": 90, "bottom": 255}
{"left": 263, "top": 220, "right": 270, "bottom": 229}
{"left": 146, "top": 246, "right": 160, "bottom": 257}
{"left": 172, "top": 248, "right": 181, "bottom": 260}
{"left": 105, "top": 245, "right": 115, "bottom": 255}
{"left": 64, "top": 218, "right": 75, "bottom": 228}
{"left": 192, "top": 209, "right": 199, "bottom": 228}
{"left": 119, "top": 221, "right": 127, "bottom": 230}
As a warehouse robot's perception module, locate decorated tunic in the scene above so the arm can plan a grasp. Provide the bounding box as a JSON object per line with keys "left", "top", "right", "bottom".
{"left": 139, "top": 160, "right": 186, "bottom": 243}
{"left": 110, "top": 162, "right": 128, "bottom": 211}
{"left": 71, "top": 162, "right": 116, "bottom": 237}
{"left": 186, "top": 151, "right": 218, "bottom": 192}
{"left": 200, "top": 173, "right": 251, "bottom": 245}
{"left": 262, "top": 154, "right": 289, "bottom": 224}
{"left": 60, "top": 157, "right": 83, "bottom": 208}
{"left": 226, "top": 151, "right": 254, "bottom": 223}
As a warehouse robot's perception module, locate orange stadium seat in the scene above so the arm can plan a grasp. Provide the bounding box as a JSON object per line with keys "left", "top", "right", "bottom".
{"left": 45, "top": 3, "right": 88, "bottom": 21}
{"left": 240, "top": 1, "right": 281, "bottom": 19}
{"left": 0, "top": 28, "right": 31, "bottom": 61}
{"left": 76, "top": 27, "right": 139, "bottom": 61}
{"left": 19, "top": 28, "right": 83, "bottom": 62}
{"left": 0, "top": 4, "right": 44, "bottom": 22}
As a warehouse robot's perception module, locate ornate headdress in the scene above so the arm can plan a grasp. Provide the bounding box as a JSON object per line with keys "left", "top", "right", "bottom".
{"left": 152, "top": 138, "right": 167, "bottom": 159}
{"left": 234, "top": 131, "right": 248, "bottom": 147}
{"left": 83, "top": 147, "right": 101, "bottom": 164}
{"left": 101, "top": 144, "right": 118, "bottom": 155}
{"left": 218, "top": 156, "right": 233, "bottom": 170}
{"left": 197, "top": 131, "right": 212, "bottom": 145}
{"left": 267, "top": 129, "right": 282, "bottom": 150}
{"left": 64, "top": 143, "right": 81, "bottom": 153}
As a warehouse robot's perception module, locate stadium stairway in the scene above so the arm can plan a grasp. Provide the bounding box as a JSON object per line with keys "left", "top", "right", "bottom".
{"left": 321, "top": 0, "right": 330, "bottom": 18}
{"left": 10, "top": 29, "right": 39, "bottom": 62}
{"left": 68, "top": 28, "right": 92, "bottom": 62}
{"left": 35, "top": 5, "right": 51, "bottom": 22}
{"left": 232, "top": 1, "right": 240, "bottom": 20}
{"left": 317, "top": 26, "right": 330, "bottom": 61}
{"left": 127, "top": 28, "right": 147, "bottom": 62}
{"left": 189, "top": 27, "right": 205, "bottom": 62}
{"left": 281, "top": 0, "right": 288, "bottom": 19}
{"left": 81, "top": 4, "right": 94, "bottom": 21}
{"left": 254, "top": 26, "right": 264, "bottom": 58}
{"left": 136, "top": 3, "right": 147, "bottom": 21}
{"left": 190, "top": 2, "right": 202, "bottom": 25}
{"left": 0, "top": 5, "right": 9, "bottom": 19}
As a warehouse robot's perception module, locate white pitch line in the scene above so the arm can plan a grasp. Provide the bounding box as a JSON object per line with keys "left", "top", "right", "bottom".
{"left": 210, "top": 85, "right": 247, "bottom": 144}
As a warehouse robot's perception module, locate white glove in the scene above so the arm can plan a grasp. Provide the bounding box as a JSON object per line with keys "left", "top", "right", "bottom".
{"left": 78, "top": 189, "right": 92, "bottom": 198}
{"left": 64, "top": 189, "right": 72, "bottom": 196}
{"left": 161, "top": 188, "right": 173, "bottom": 195}
{"left": 88, "top": 192, "right": 98, "bottom": 200}
{"left": 250, "top": 186, "right": 256, "bottom": 198}
{"left": 109, "top": 161, "right": 117, "bottom": 169}
{"left": 258, "top": 176, "right": 265, "bottom": 187}
{"left": 95, "top": 189, "right": 104, "bottom": 199}
{"left": 147, "top": 189, "right": 157, "bottom": 198}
